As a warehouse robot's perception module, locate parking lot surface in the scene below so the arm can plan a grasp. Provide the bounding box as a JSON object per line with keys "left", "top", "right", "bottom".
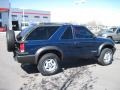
{"left": 0, "top": 32, "right": 120, "bottom": 90}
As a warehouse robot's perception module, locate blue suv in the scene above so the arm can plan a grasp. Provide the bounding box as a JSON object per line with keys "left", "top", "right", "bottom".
{"left": 6, "top": 23, "right": 116, "bottom": 76}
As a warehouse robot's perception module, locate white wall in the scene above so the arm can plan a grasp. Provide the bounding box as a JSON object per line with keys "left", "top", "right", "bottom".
{"left": 0, "top": 0, "right": 10, "bottom": 28}
{"left": 11, "top": 8, "right": 51, "bottom": 29}
{"left": 11, "top": 8, "right": 50, "bottom": 23}
{"left": 1, "top": 12, "right": 9, "bottom": 27}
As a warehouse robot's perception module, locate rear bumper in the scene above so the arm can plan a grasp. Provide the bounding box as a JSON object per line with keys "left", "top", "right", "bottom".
{"left": 14, "top": 52, "right": 36, "bottom": 64}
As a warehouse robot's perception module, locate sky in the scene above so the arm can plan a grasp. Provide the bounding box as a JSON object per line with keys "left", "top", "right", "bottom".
{"left": 10, "top": 0, "right": 120, "bottom": 26}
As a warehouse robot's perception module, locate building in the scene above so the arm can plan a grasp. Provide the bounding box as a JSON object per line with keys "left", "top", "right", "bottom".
{"left": 0, "top": 0, "right": 9, "bottom": 31}
{"left": 11, "top": 8, "right": 50, "bottom": 30}
{"left": 0, "top": 0, "right": 51, "bottom": 31}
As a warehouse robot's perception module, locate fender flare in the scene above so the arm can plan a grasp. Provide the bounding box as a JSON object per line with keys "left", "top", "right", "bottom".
{"left": 97, "top": 42, "right": 114, "bottom": 56}
{"left": 35, "top": 46, "right": 63, "bottom": 64}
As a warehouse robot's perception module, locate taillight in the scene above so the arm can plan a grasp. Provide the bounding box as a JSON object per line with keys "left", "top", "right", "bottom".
{"left": 19, "top": 43, "right": 25, "bottom": 53}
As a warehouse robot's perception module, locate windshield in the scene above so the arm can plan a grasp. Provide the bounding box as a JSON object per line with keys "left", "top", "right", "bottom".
{"left": 16, "top": 24, "right": 37, "bottom": 41}
{"left": 106, "top": 29, "right": 114, "bottom": 33}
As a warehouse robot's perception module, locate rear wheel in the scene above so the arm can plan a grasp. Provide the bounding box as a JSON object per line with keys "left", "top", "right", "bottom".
{"left": 6, "top": 30, "right": 15, "bottom": 52}
{"left": 98, "top": 48, "right": 113, "bottom": 66}
{"left": 37, "top": 53, "right": 60, "bottom": 76}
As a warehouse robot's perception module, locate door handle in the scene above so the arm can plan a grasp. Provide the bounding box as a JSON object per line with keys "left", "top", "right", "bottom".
{"left": 74, "top": 42, "right": 82, "bottom": 48}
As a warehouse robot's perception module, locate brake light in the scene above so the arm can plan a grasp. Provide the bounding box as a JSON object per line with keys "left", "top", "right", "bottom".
{"left": 20, "top": 43, "right": 25, "bottom": 53}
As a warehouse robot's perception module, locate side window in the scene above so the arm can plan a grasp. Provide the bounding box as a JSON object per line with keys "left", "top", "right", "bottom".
{"left": 0, "top": 13, "right": 2, "bottom": 18}
{"left": 117, "top": 28, "right": 120, "bottom": 33}
{"left": 74, "top": 26, "right": 93, "bottom": 39}
{"left": 27, "top": 26, "right": 59, "bottom": 40}
{"left": 0, "top": 13, "right": 2, "bottom": 27}
{"left": 0, "top": 22, "right": 2, "bottom": 27}
{"left": 61, "top": 27, "right": 73, "bottom": 39}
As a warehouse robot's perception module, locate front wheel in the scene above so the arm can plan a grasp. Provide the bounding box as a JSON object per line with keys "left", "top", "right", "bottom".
{"left": 98, "top": 48, "right": 113, "bottom": 66}
{"left": 37, "top": 53, "right": 60, "bottom": 76}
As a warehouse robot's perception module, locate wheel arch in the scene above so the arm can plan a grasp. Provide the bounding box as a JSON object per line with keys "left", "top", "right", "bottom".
{"left": 35, "top": 46, "right": 63, "bottom": 64}
{"left": 107, "top": 36, "right": 113, "bottom": 38}
{"left": 98, "top": 43, "right": 115, "bottom": 57}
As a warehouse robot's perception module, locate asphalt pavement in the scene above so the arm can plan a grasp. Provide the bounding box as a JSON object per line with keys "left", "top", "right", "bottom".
{"left": 0, "top": 32, "right": 120, "bottom": 90}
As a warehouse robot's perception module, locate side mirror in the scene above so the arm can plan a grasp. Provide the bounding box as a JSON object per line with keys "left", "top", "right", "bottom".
{"left": 93, "top": 35, "right": 96, "bottom": 39}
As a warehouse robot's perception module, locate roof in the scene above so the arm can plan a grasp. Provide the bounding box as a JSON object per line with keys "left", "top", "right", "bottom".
{"left": 38, "top": 22, "right": 84, "bottom": 26}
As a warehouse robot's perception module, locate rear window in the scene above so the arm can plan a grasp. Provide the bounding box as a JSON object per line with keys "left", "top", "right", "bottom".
{"left": 16, "top": 25, "right": 37, "bottom": 41}
{"left": 26, "top": 26, "right": 59, "bottom": 40}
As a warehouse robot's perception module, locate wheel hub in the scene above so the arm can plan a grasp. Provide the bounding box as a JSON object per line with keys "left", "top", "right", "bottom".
{"left": 43, "top": 59, "right": 57, "bottom": 72}
{"left": 103, "top": 51, "right": 112, "bottom": 64}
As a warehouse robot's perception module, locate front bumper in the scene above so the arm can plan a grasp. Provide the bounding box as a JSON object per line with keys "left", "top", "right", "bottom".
{"left": 113, "top": 47, "right": 116, "bottom": 54}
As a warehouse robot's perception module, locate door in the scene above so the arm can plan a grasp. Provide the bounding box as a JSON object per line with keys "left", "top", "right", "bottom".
{"left": 58, "top": 26, "right": 76, "bottom": 60}
{"left": 73, "top": 26, "right": 98, "bottom": 59}
{"left": 12, "top": 21, "right": 19, "bottom": 30}
{"left": 114, "top": 28, "right": 120, "bottom": 41}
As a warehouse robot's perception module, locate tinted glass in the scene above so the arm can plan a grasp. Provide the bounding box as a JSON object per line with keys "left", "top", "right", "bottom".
{"left": 0, "top": 22, "right": 2, "bottom": 27}
{"left": 34, "top": 16, "right": 40, "bottom": 18}
{"left": 0, "top": 13, "right": 1, "bottom": 19}
{"left": 110, "top": 28, "right": 117, "bottom": 32}
{"left": 27, "top": 26, "right": 59, "bottom": 40}
{"left": 12, "top": 15, "right": 17, "bottom": 17}
{"left": 61, "top": 27, "right": 73, "bottom": 39}
{"left": 24, "top": 15, "right": 28, "bottom": 18}
{"left": 117, "top": 28, "right": 120, "bottom": 33}
{"left": 17, "top": 25, "right": 37, "bottom": 41}
{"left": 74, "top": 26, "right": 93, "bottom": 38}
{"left": 43, "top": 16, "right": 48, "bottom": 18}
{"left": 0, "top": 13, "right": 2, "bottom": 27}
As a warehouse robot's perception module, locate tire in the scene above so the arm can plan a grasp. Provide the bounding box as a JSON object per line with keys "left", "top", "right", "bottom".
{"left": 6, "top": 30, "right": 15, "bottom": 52}
{"left": 98, "top": 48, "right": 113, "bottom": 66}
{"left": 37, "top": 53, "right": 60, "bottom": 76}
